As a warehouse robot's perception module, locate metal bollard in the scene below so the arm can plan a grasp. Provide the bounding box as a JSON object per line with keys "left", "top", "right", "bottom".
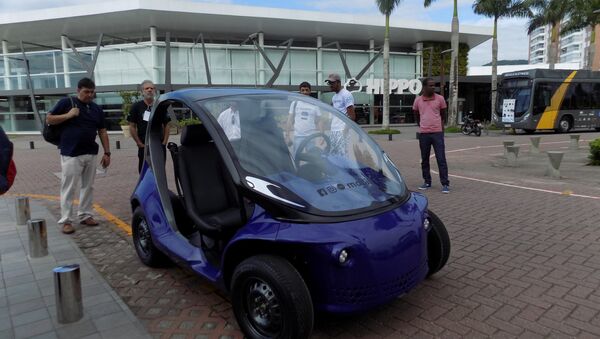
{"left": 116, "top": 140, "right": 121, "bottom": 150}
{"left": 15, "top": 197, "right": 31, "bottom": 225}
{"left": 29, "top": 141, "right": 35, "bottom": 149}
{"left": 388, "top": 133, "right": 393, "bottom": 141}
{"left": 27, "top": 219, "right": 48, "bottom": 258}
{"left": 54, "top": 265, "right": 83, "bottom": 324}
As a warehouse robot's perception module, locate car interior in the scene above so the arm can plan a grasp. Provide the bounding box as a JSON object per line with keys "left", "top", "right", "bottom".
{"left": 150, "top": 101, "right": 253, "bottom": 262}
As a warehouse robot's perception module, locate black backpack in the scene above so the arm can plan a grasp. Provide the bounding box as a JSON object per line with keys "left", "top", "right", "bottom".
{"left": 43, "top": 96, "right": 75, "bottom": 146}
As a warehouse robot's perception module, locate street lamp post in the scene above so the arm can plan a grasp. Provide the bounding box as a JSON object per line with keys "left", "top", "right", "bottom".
{"left": 439, "top": 49, "right": 453, "bottom": 98}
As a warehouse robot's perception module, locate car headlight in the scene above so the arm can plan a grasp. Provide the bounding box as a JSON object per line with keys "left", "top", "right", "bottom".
{"left": 423, "top": 218, "right": 430, "bottom": 231}
{"left": 338, "top": 249, "right": 349, "bottom": 264}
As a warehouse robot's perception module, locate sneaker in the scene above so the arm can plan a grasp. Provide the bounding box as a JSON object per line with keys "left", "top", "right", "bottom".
{"left": 442, "top": 185, "right": 450, "bottom": 194}
{"left": 62, "top": 223, "right": 75, "bottom": 234}
{"left": 418, "top": 183, "right": 432, "bottom": 190}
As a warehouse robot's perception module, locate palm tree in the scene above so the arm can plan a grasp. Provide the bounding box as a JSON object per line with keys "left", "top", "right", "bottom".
{"left": 561, "top": 0, "right": 600, "bottom": 70}
{"left": 425, "top": 0, "right": 459, "bottom": 127}
{"left": 473, "top": 0, "right": 530, "bottom": 123}
{"left": 376, "top": 0, "right": 403, "bottom": 131}
{"left": 527, "top": 0, "right": 572, "bottom": 70}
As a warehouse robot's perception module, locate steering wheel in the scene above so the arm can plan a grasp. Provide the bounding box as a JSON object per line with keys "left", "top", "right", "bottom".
{"left": 293, "top": 133, "right": 331, "bottom": 169}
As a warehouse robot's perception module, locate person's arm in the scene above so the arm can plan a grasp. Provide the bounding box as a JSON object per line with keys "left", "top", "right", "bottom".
{"left": 98, "top": 128, "right": 111, "bottom": 168}
{"left": 346, "top": 105, "right": 356, "bottom": 121}
{"left": 129, "top": 122, "right": 144, "bottom": 148}
{"left": 441, "top": 108, "right": 447, "bottom": 130}
{"left": 413, "top": 110, "right": 420, "bottom": 127}
{"left": 162, "top": 123, "right": 170, "bottom": 145}
{"left": 46, "top": 106, "right": 79, "bottom": 125}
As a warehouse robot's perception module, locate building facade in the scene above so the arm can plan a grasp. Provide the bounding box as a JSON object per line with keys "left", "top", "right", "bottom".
{"left": 0, "top": 0, "right": 491, "bottom": 132}
{"left": 528, "top": 22, "right": 598, "bottom": 69}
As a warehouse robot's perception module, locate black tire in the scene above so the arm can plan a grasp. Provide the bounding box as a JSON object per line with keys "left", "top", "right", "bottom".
{"left": 132, "top": 207, "right": 170, "bottom": 267}
{"left": 461, "top": 125, "right": 470, "bottom": 135}
{"left": 523, "top": 129, "right": 536, "bottom": 134}
{"left": 231, "top": 255, "right": 314, "bottom": 339}
{"left": 556, "top": 116, "right": 572, "bottom": 133}
{"left": 475, "top": 127, "right": 482, "bottom": 137}
{"left": 426, "top": 210, "right": 451, "bottom": 277}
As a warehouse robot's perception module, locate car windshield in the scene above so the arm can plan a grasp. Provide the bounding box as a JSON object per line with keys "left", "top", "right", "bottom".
{"left": 198, "top": 93, "right": 408, "bottom": 214}
{"left": 498, "top": 79, "right": 532, "bottom": 115}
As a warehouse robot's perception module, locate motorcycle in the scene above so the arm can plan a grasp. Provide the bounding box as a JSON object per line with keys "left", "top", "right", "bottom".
{"left": 461, "top": 112, "right": 482, "bottom": 136}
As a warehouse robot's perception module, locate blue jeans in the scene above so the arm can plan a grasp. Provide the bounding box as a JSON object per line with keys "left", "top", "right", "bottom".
{"left": 419, "top": 132, "right": 449, "bottom": 186}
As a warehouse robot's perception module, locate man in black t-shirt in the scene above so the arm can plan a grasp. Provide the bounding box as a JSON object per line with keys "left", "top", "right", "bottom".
{"left": 127, "top": 80, "right": 170, "bottom": 172}
{"left": 47, "top": 78, "right": 111, "bottom": 234}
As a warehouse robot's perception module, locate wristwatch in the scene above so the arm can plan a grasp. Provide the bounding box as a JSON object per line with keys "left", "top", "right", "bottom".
{"left": 104, "top": 152, "right": 111, "bottom": 157}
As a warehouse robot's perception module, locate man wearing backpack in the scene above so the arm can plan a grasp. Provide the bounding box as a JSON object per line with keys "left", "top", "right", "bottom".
{"left": 46, "top": 78, "right": 111, "bottom": 234}
{"left": 0, "top": 126, "right": 16, "bottom": 195}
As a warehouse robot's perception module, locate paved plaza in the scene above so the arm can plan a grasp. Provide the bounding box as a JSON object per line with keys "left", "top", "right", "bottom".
{"left": 2, "top": 128, "right": 600, "bottom": 338}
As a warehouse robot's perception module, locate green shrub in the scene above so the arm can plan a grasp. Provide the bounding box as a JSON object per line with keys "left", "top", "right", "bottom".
{"left": 179, "top": 117, "right": 202, "bottom": 126}
{"left": 118, "top": 91, "right": 141, "bottom": 126}
{"left": 368, "top": 129, "right": 401, "bottom": 135}
{"left": 444, "top": 126, "right": 461, "bottom": 133}
{"left": 589, "top": 138, "right": 600, "bottom": 166}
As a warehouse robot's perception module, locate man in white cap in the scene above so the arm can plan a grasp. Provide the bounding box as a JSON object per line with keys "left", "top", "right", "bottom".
{"left": 325, "top": 73, "right": 355, "bottom": 155}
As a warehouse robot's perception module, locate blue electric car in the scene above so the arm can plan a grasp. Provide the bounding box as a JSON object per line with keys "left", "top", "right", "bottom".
{"left": 130, "top": 89, "right": 450, "bottom": 338}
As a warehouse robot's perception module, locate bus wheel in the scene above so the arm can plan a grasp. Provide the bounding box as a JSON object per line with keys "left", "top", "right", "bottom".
{"left": 557, "top": 117, "right": 572, "bottom": 133}
{"left": 523, "top": 129, "right": 535, "bottom": 134}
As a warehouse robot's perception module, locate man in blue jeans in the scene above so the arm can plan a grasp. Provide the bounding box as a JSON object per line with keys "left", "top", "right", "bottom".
{"left": 412, "top": 78, "right": 450, "bottom": 193}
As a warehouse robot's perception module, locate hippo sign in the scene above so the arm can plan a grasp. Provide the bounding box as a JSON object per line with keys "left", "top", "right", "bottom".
{"left": 344, "top": 78, "right": 423, "bottom": 95}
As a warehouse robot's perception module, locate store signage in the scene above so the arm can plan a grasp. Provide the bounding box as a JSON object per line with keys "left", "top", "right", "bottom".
{"left": 344, "top": 78, "right": 423, "bottom": 95}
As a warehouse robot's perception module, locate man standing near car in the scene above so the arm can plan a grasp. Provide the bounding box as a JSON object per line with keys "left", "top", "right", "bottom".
{"left": 46, "top": 77, "right": 111, "bottom": 234}
{"left": 286, "top": 82, "right": 323, "bottom": 156}
{"left": 325, "top": 73, "right": 355, "bottom": 155}
{"left": 128, "top": 80, "right": 170, "bottom": 173}
{"left": 412, "top": 77, "right": 450, "bottom": 194}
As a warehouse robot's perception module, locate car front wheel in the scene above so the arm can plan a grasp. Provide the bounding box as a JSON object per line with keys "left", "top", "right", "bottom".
{"left": 132, "top": 207, "right": 170, "bottom": 267}
{"left": 426, "top": 210, "right": 451, "bottom": 277}
{"left": 231, "top": 255, "right": 314, "bottom": 339}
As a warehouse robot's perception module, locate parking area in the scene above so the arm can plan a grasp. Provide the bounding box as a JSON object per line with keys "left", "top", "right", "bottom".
{"left": 5, "top": 129, "right": 600, "bottom": 338}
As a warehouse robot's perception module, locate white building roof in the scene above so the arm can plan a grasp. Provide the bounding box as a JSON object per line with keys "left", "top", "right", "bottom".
{"left": 0, "top": 0, "right": 492, "bottom": 50}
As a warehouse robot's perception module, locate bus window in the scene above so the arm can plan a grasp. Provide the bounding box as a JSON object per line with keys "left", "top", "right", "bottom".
{"left": 498, "top": 79, "right": 532, "bottom": 117}
{"left": 563, "top": 83, "right": 593, "bottom": 110}
{"left": 592, "top": 84, "right": 600, "bottom": 107}
{"left": 533, "top": 83, "right": 557, "bottom": 115}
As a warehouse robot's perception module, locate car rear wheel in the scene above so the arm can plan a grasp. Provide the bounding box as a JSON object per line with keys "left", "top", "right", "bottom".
{"left": 132, "top": 207, "right": 170, "bottom": 267}
{"left": 426, "top": 210, "right": 451, "bottom": 277}
{"left": 231, "top": 255, "right": 314, "bottom": 339}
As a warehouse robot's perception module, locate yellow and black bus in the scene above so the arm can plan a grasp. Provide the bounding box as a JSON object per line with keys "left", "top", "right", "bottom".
{"left": 496, "top": 69, "right": 600, "bottom": 133}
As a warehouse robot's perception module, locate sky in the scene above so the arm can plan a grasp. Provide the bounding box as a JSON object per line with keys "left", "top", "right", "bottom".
{"left": 0, "top": 0, "right": 532, "bottom": 66}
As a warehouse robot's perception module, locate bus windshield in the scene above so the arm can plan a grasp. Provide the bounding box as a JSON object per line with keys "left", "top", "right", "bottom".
{"left": 498, "top": 79, "right": 532, "bottom": 116}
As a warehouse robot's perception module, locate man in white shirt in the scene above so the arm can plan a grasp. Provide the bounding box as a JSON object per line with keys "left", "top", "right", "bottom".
{"left": 217, "top": 103, "right": 241, "bottom": 141}
{"left": 286, "top": 82, "right": 323, "bottom": 156}
{"left": 326, "top": 73, "right": 355, "bottom": 156}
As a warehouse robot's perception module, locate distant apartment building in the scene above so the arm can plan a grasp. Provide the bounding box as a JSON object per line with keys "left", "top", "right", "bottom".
{"left": 528, "top": 21, "right": 596, "bottom": 69}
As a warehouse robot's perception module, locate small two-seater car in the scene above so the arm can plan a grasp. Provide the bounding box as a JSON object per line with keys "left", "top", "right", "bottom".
{"left": 130, "top": 89, "right": 450, "bottom": 338}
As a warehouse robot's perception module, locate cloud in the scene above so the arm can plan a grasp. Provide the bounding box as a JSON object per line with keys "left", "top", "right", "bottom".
{"left": 466, "top": 17, "right": 530, "bottom": 66}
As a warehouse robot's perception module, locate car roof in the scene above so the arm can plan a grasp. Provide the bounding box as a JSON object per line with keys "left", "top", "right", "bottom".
{"left": 159, "top": 87, "right": 293, "bottom": 102}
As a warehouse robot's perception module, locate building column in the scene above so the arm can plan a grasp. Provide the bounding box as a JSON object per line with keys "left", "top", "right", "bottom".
{"left": 369, "top": 39, "right": 375, "bottom": 124}
{"left": 60, "top": 35, "right": 71, "bottom": 88}
{"left": 415, "top": 42, "right": 423, "bottom": 78}
{"left": 150, "top": 26, "right": 160, "bottom": 84}
{"left": 2, "top": 40, "right": 17, "bottom": 131}
{"left": 2, "top": 40, "right": 10, "bottom": 90}
{"left": 317, "top": 35, "right": 323, "bottom": 87}
{"left": 258, "top": 32, "right": 265, "bottom": 85}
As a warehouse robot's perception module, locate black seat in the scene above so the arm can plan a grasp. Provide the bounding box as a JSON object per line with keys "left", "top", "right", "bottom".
{"left": 177, "top": 124, "right": 243, "bottom": 238}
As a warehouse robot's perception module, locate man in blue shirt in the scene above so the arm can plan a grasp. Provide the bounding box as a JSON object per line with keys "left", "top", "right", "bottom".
{"left": 46, "top": 78, "right": 111, "bottom": 234}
